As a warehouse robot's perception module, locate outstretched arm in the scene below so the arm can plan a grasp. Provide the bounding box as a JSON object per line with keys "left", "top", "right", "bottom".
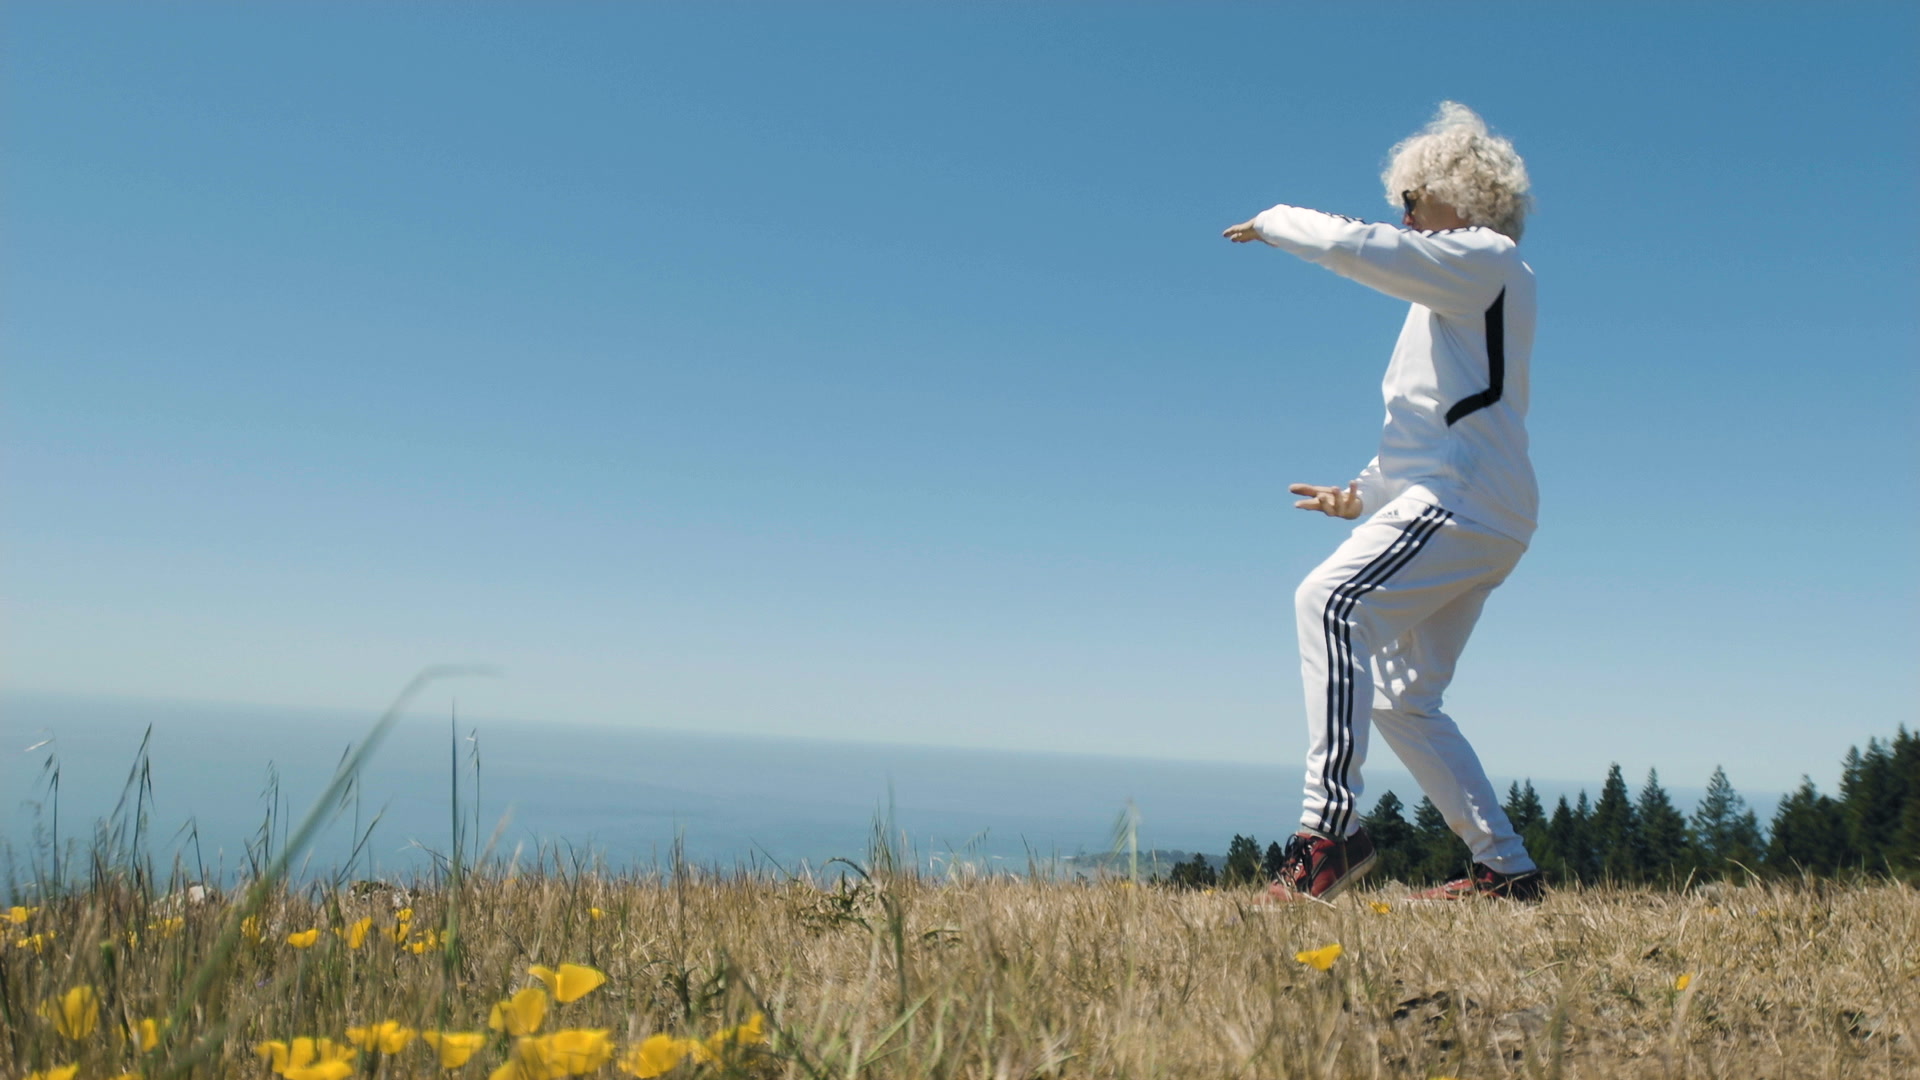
{"left": 1225, "top": 205, "right": 1507, "bottom": 316}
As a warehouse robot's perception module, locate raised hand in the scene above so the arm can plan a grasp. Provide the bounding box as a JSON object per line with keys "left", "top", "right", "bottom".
{"left": 1288, "top": 481, "right": 1363, "bottom": 519}
{"left": 1222, "top": 219, "right": 1261, "bottom": 243}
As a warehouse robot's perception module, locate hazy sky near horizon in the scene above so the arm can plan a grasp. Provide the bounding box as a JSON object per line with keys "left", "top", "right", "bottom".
{"left": 5, "top": 4, "right": 1915, "bottom": 798}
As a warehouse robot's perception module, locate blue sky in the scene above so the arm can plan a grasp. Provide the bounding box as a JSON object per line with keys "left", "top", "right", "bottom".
{"left": 5, "top": 3, "right": 1915, "bottom": 800}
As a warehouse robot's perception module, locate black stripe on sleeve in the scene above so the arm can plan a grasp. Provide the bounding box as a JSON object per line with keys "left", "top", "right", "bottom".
{"left": 1444, "top": 286, "right": 1506, "bottom": 426}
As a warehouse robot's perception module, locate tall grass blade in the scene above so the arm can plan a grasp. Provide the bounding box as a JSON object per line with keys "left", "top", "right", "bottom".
{"left": 154, "top": 664, "right": 494, "bottom": 1079}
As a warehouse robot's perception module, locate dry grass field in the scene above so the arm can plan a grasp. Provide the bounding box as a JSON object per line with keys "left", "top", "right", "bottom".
{"left": 5, "top": 858, "right": 1916, "bottom": 1080}
{"left": 6, "top": 687, "right": 1913, "bottom": 1079}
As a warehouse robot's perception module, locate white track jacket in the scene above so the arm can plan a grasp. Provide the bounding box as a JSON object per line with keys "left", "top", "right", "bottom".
{"left": 1252, "top": 205, "right": 1538, "bottom": 545}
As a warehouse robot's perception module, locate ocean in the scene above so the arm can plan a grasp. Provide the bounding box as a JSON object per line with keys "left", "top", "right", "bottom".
{"left": 0, "top": 692, "right": 1748, "bottom": 888}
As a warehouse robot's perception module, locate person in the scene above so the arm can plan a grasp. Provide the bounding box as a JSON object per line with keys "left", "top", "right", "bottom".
{"left": 1222, "top": 102, "right": 1544, "bottom": 902}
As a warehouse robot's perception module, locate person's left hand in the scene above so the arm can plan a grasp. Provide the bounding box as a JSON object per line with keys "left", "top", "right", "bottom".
{"left": 1222, "top": 219, "right": 1261, "bottom": 243}
{"left": 1289, "top": 481, "right": 1363, "bottom": 519}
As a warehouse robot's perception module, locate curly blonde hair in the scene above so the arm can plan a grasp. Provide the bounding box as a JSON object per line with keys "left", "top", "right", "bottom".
{"left": 1381, "top": 102, "right": 1531, "bottom": 241}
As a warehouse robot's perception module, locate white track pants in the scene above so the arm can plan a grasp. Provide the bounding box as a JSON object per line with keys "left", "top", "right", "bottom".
{"left": 1295, "top": 498, "right": 1536, "bottom": 874}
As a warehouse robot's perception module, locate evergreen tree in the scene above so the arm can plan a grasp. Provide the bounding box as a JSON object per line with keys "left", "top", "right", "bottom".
{"left": 1503, "top": 780, "right": 1545, "bottom": 834}
{"left": 1767, "top": 778, "right": 1851, "bottom": 876}
{"left": 1690, "top": 765, "right": 1764, "bottom": 878}
{"left": 1889, "top": 727, "right": 1920, "bottom": 880}
{"left": 1361, "top": 791, "right": 1415, "bottom": 882}
{"left": 1222, "top": 834, "right": 1263, "bottom": 887}
{"left": 1262, "top": 840, "right": 1287, "bottom": 882}
{"left": 1840, "top": 739, "right": 1901, "bottom": 872}
{"left": 1591, "top": 764, "right": 1641, "bottom": 882}
{"left": 1534, "top": 795, "right": 1586, "bottom": 885}
{"left": 1411, "top": 796, "right": 1468, "bottom": 884}
{"left": 1168, "top": 853, "right": 1217, "bottom": 890}
{"left": 1637, "top": 768, "right": 1691, "bottom": 883}
{"left": 1195, "top": 852, "right": 1219, "bottom": 887}
{"left": 1570, "top": 791, "right": 1598, "bottom": 883}
{"left": 1520, "top": 814, "right": 1554, "bottom": 882}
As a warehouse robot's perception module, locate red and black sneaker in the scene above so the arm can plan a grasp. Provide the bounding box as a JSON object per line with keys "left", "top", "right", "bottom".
{"left": 1265, "top": 828, "right": 1378, "bottom": 903}
{"left": 1408, "top": 863, "right": 1545, "bottom": 902}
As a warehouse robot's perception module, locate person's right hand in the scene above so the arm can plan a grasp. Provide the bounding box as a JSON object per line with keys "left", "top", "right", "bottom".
{"left": 1289, "top": 481, "right": 1363, "bottom": 519}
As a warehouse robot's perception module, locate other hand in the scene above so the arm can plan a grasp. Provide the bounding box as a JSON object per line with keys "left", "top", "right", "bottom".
{"left": 1289, "top": 481, "right": 1363, "bottom": 519}
{"left": 1222, "top": 219, "right": 1261, "bottom": 243}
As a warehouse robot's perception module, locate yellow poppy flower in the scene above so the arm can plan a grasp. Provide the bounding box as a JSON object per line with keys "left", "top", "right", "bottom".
{"left": 25, "top": 1067, "right": 79, "bottom": 1080}
{"left": 111, "top": 1072, "right": 145, "bottom": 1080}
{"left": 147, "top": 917, "right": 185, "bottom": 937}
{"left": 502, "top": 1036, "right": 552, "bottom": 1078}
{"left": 346, "top": 1020, "right": 416, "bottom": 1054}
{"left": 538, "top": 1028, "right": 616, "bottom": 1074}
{"left": 256, "top": 1036, "right": 355, "bottom": 1078}
{"left": 1675, "top": 972, "right": 1693, "bottom": 992}
{"left": 241, "top": 916, "right": 263, "bottom": 943}
{"left": 135, "top": 1016, "right": 168, "bottom": 1051}
{"left": 1368, "top": 901, "right": 1392, "bottom": 914}
{"left": 617, "top": 1034, "right": 711, "bottom": 1078}
{"left": 344, "top": 917, "right": 373, "bottom": 950}
{"left": 704, "top": 1013, "right": 767, "bottom": 1056}
{"left": 1294, "top": 943, "right": 1344, "bottom": 971}
{"left": 286, "top": 928, "right": 320, "bottom": 948}
{"left": 258, "top": 1037, "right": 301, "bottom": 1074}
{"left": 409, "top": 928, "right": 443, "bottom": 954}
{"left": 529, "top": 963, "right": 607, "bottom": 1004}
{"left": 6, "top": 905, "right": 36, "bottom": 924}
{"left": 39, "top": 985, "right": 99, "bottom": 1040}
{"left": 589, "top": 907, "right": 605, "bottom": 920}
{"left": 15, "top": 931, "right": 55, "bottom": 952}
{"left": 488, "top": 987, "right": 549, "bottom": 1036}
{"left": 422, "top": 1031, "right": 488, "bottom": 1068}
